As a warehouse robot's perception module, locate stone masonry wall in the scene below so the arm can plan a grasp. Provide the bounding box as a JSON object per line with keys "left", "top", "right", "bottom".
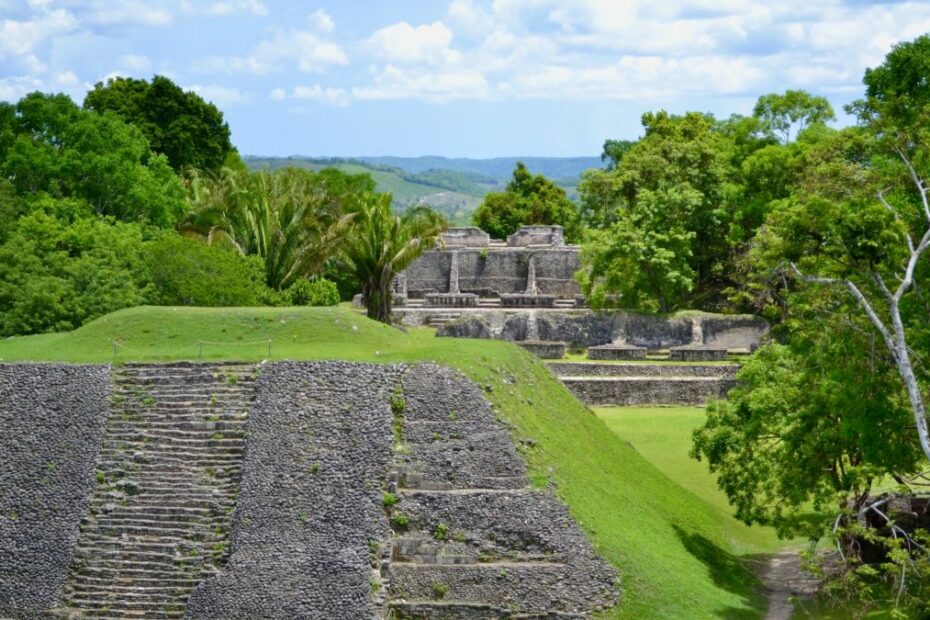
{"left": 0, "top": 364, "right": 109, "bottom": 618}
{"left": 438, "top": 310, "right": 768, "bottom": 350}
{"left": 404, "top": 248, "right": 581, "bottom": 298}
{"left": 2, "top": 362, "right": 619, "bottom": 619}
{"left": 184, "top": 361, "right": 403, "bottom": 619}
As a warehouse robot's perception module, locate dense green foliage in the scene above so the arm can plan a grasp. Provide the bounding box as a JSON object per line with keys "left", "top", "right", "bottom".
{"left": 84, "top": 76, "right": 234, "bottom": 173}
{"left": 0, "top": 203, "right": 151, "bottom": 336}
{"left": 692, "top": 34, "right": 930, "bottom": 616}
{"left": 471, "top": 162, "right": 581, "bottom": 242}
{"left": 284, "top": 277, "right": 340, "bottom": 306}
{"left": 145, "top": 235, "right": 269, "bottom": 307}
{"left": 183, "top": 166, "right": 363, "bottom": 290}
{"left": 0, "top": 92, "right": 186, "bottom": 227}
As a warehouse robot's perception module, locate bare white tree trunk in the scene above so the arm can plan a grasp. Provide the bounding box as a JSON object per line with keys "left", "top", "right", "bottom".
{"left": 789, "top": 150, "right": 930, "bottom": 463}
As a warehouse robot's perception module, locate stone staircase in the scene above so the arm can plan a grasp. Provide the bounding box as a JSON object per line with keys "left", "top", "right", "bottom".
{"left": 427, "top": 311, "right": 463, "bottom": 327}
{"left": 385, "top": 365, "right": 618, "bottom": 617}
{"left": 58, "top": 362, "right": 258, "bottom": 620}
{"left": 547, "top": 361, "right": 739, "bottom": 406}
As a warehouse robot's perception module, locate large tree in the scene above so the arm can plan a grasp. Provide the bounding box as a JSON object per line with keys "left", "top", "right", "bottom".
{"left": 0, "top": 92, "right": 185, "bottom": 227}
{"left": 471, "top": 162, "right": 580, "bottom": 242}
{"left": 344, "top": 195, "right": 445, "bottom": 323}
{"left": 752, "top": 89, "right": 835, "bottom": 143}
{"left": 578, "top": 111, "right": 732, "bottom": 310}
{"left": 84, "top": 75, "right": 234, "bottom": 173}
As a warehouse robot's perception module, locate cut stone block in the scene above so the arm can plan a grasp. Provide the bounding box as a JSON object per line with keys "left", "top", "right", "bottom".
{"left": 516, "top": 340, "right": 566, "bottom": 359}
{"left": 425, "top": 293, "right": 478, "bottom": 308}
{"left": 500, "top": 293, "right": 556, "bottom": 308}
{"left": 669, "top": 346, "right": 728, "bottom": 361}
{"left": 587, "top": 343, "right": 647, "bottom": 360}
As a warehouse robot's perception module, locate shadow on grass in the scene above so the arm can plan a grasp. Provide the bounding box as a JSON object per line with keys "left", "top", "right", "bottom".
{"left": 673, "top": 524, "right": 769, "bottom": 619}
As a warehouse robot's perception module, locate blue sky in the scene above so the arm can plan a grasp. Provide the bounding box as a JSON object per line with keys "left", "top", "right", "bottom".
{"left": 1, "top": 0, "right": 929, "bottom": 157}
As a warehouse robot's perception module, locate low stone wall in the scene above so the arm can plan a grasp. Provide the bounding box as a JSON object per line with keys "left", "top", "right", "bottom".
{"left": 560, "top": 377, "right": 737, "bottom": 406}
{"left": 0, "top": 364, "right": 110, "bottom": 618}
{"left": 548, "top": 362, "right": 740, "bottom": 378}
{"left": 517, "top": 341, "right": 567, "bottom": 359}
{"left": 435, "top": 310, "right": 769, "bottom": 350}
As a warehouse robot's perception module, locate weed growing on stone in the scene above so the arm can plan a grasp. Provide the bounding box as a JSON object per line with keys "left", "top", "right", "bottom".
{"left": 433, "top": 522, "right": 449, "bottom": 541}
{"left": 392, "top": 513, "right": 409, "bottom": 530}
{"left": 431, "top": 582, "right": 448, "bottom": 598}
{"left": 382, "top": 492, "right": 398, "bottom": 508}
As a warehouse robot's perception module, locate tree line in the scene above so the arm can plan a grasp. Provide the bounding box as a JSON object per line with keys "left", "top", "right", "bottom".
{"left": 0, "top": 77, "right": 444, "bottom": 337}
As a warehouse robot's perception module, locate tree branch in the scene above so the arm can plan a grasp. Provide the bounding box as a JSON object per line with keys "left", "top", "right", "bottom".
{"left": 878, "top": 188, "right": 915, "bottom": 253}
{"left": 896, "top": 146, "right": 930, "bottom": 223}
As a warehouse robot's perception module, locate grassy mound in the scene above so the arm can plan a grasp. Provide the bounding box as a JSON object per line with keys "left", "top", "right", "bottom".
{"left": 1, "top": 306, "right": 776, "bottom": 618}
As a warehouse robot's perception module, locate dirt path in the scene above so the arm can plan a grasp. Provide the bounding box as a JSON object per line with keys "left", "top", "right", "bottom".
{"left": 760, "top": 551, "right": 819, "bottom": 620}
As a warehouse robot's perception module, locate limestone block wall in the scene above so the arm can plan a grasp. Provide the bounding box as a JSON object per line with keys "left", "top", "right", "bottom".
{"left": 437, "top": 310, "right": 769, "bottom": 350}
{"left": 184, "top": 361, "right": 403, "bottom": 619}
{"left": 404, "top": 248, "right": 582, "bottom": 299}
{"left": 0, "top": 364, "right": 109, "bottom": 618}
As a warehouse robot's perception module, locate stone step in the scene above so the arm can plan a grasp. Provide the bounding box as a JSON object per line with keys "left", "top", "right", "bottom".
{"left": 547, "top": 361, "right": 739, "bottom": 378}
{"left": 559, "top": 376, "right": 737, "bottom": 406}
{"left": 62, "top": 363, "right": 250, "bottom": 617}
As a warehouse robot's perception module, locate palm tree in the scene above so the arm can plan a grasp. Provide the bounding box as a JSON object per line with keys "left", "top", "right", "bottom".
{"left": 183, "top": 167, "right": 354, "bottom": 290}
{"left": 344, "top": 194, "right": 446, "bottom": 323}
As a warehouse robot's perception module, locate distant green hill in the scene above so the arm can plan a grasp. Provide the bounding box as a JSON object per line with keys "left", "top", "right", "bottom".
{"left": 357, "top": 155, "right": 603, "bottom": 181}
{"left": 245, "top": 157, "right": 485, "bottom": 224}
{"left": 244, "top": 155, "right": 603, "bottom": 224}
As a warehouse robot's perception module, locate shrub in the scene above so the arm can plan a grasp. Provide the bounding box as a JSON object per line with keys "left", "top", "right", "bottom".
{"left": 285, "top": 278, "right": 340, "bottom": 306}
{"left": 145, "top": 235, "right": 269, "bottom": 307}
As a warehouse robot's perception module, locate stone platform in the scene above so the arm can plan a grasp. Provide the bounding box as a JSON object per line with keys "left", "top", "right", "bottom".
{"left": 669, "top": 346, "right": 729, "bottom": 361}
{"left": 500, "top": 293, "right": 556, "bottom": 308}
{"left": 549, "top": 362, "right": 739, "bottom": 406}
{"left": 516, "top": 340, "right": 567, "bottom": 359}
{"left": 587, "top": 343, "right": 647, "bottom": 360}
{"left": 425, "top": 293, "right": 478, "bottom": 308}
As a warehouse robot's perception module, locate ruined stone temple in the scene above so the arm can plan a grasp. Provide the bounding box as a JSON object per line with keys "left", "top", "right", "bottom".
{"left": 390, "top": 225, "right": 768, "bottom": 359}
{"left": 394, "top": 225, "right": 582, "bottom": 309}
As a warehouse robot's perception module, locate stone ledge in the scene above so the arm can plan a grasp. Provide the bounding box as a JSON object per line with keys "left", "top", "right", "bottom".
{"left": 516, "top": 341, "right": 566, "bottom": 359}
{"left": 500, "top": 294, "right": 556, "bottom": 308}
{"left": 669, "top": 346, "right": 729, "bottom": 361}
{"left": 425, "top": 293, "right": 479, "bottom": 308}
{"left": 587, "top": 344, "right": 647, "bottom": 360}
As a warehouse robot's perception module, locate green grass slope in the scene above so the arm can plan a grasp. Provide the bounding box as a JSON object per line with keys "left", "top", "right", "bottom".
{"left": 595, "top": 407, "right": 786, "bottom": 555}
{"left": 0, "top": 306, "right": 771, "bottom": 618}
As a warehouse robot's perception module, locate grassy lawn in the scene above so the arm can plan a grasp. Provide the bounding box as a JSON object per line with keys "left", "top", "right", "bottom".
{"left": 1, "top": 305, "right": 778, "bottom": 619}
{"left": 594, "top": 406, "right": 788, "bottom": 555}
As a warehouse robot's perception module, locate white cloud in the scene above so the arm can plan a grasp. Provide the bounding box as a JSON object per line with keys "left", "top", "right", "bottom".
{"left": 187, "top": 84, "right": 249, "bottom": 107}
{"left": 367, "top": 21, "right": 459, "bottom": 65}
{"left": 80, "top": 1, "right": 173, "bottom": 27}
{"left": 0, "top": 75, "right": 44, "bottom": 101}
{"left": 292, "top": 84, "right": 350, "bottom": 106}
{"left": 120, "top": 54, "right": 151, "bottom": 72}
{"left": 309, "top": 9, "right": 335, "bottom": 33}
{"left": 447, "top": 0, "right": 494, "bottom": 38}
{"left": 353, "top": 64, "right": 490, "bottom": 102}
{"left": 269, "top": 87, "right": 286, "bottom": 101}
{"left": 0, "top": 8, "right": 77, "bottom": 63}
{"left": 182, "top": 1, "right": 268, "bottom": 16}
{"left": 196, "top": 27, "right": 348, "bottom": 74}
